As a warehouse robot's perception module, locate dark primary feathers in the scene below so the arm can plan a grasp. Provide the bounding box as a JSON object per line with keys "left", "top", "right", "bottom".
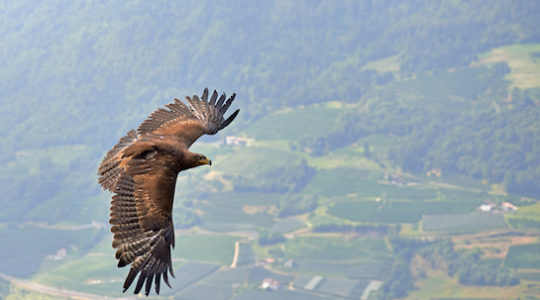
{"left": 97, "top": 88, "right": 239, "bottom": 296}
{"left": 137, "top": 89, "right": 239, "bottom": 147}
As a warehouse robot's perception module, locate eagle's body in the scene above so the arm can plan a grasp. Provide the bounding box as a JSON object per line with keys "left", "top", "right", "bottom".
{"left": 97, "top": 88, "right": 239, "bottom": 296}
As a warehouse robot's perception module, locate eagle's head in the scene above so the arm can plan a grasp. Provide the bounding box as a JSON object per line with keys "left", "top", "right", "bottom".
{"left": 196, "top": 154, "right": 212, "bottom": 166}
{"left": 179, "top": 150, "right": 212, "bottom": 170}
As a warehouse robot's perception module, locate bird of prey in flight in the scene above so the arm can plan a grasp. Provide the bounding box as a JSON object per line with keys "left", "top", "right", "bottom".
{"left": 97, "top": 88, "right": 239, "bottom": 295}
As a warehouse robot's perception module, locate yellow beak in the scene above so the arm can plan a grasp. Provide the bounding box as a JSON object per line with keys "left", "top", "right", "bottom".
{"left": 199, "top": 158, "right": 212, "bottom": 166}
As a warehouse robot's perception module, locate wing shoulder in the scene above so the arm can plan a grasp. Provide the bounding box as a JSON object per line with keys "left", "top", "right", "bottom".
{"left": 98, "top": 129, "right": 139, "bottom": 192}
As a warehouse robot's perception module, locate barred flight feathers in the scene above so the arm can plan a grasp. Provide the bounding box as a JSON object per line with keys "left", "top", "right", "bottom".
{"left": 137, "top": 88, "right": 239, "bottom": 147}
{"left": 97, "top": 88, "right": 239, "bottom": 295}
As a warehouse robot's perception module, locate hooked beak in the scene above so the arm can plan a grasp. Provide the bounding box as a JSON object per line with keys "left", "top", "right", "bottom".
{"left": 199, "top": 158, "right": 212, "bottom": 166}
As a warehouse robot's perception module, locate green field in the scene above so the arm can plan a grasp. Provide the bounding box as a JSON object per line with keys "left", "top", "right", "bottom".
{"left": 213, "top": 146, "right": 303, "bottom": 175}
{"left": 0, "top": 226, "right": 105, "bottom": 277}
{"left": 294, "top": 261, "right": 391, "bottom": 280}
{"left": 242, "top": 103, "right": 343, "bottom": 140}
{"left": 175, "top": 282, "right": 233, "bottom": 300}
{"left": 476, "top": 43, "right": 540, "bottom": 89}
{"left": 308, "top": 210, "right": 350, "bottom": 227}
{"left": 303, "top": 169, "right": 380, "bottom": 198}
{"left": 163, "top": 262, "right": 221, "bottom": 296}
{"left": 176, "top": 234, "right": 239, "bottom": 265}
{"left": 303, "top": 167, "right": 487, "bottom": 204}
{"left": 33, "top": 251, "right": 128, "bottom": 296}
{"left": 506, "top": 216, "right": 540, "bottom": 230}
{"left": 283, "top": 236, "right": 390, "bottom": 262}
{"left": 327, "top": 200, "right": 481, "bottom": 224}
{"left": 271, "top": 217, "right": 306, "bottom": 233}
{"left": 31, "top": 235, "right": 134, "bottom": 296}
{"left": 392, "top": 65, "right": 493, "bottom": 100}
{"left": 518, "top": 271, "right": 540, "bottom": 281}
{"left": 32, "top": 234, "right": 236, "bottom": 296}
{"left": 505, "top": 243, "right": 540, "bottom": 269}
{"left": 234, "top": 290, "right": 330, "bottom": 300}
{"left": 195, "top": 201, "right": 275, "bottom": 230}
{"left": 514, "top": 202, "right": 540, "bottom": 219}
{"left": 0, "top": 145, "right": 93, "bottom": 176}
{"left": 203, "top": 265, "right": 251, "bottom": 284}
{"left": 362, "top": 55, "right": 400, "bottom": 73}
{"left": 422, "top": 212, "right": 508, "bottom": 232}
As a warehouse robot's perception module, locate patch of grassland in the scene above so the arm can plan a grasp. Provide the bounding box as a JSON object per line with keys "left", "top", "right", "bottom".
{"left": 506, "top": 215, "right": 540, "bottom": 230}
{"left": 518, "top": 271, "right": 540, "bottom": 281}
{"left": 362, "top": 55, "right": 400, "bottom": 73}
{"left": 392, "top": 66, "right": 492, "bottom": 100}
{"left": 408, "top": 269, "right": 531, "bottom": 300}
{"left": 33, "top": 251, "right": 128, "bottom": 296}
{"left": 514, "top": 202, "right": 540, "bottom": 220}
{"left": 292, "top": 261, "right": 391, "bottom": 280}
{"left": 308, "top": 211, "right": 350, "bottom": 228}
{"left": 195, "top": 199, "right": 276, "bottom": 228}
{"left": 303, "top": 169, "right": 379, "bottom": 198}
{"left": 304, "top": 165, "right": 484, "bottom": 202}
{"left": 328, "top": 200, "right": 480, "bottom": 224}
{"left": 5, "top": 285, "right": 70, "bottom": 300}
{"left": 0, "top": 226, "right": 105, "bottom": 278}
{"left": 422, "top": 212, "right": 508, "bottom": 232}
{"left": 400, "top": 223, "right": 421, "bottom": 236}
{"left": 175, "top": 282, "right": 233, "bottom": 300}
{"left": 283, "top": 236, "right": 390, "bottom": 262}
{"left": 304, "top": 148, "right": 382, "bottom": 170}
{"left": 271, "top": 217, "right": 306, "bottom": 233}
{"left": 30, "top": 233, "right": 229, "bottom": 297}
{"left": 212, "top": 146, "right": 302, "bottom": 176}
{"left": 26, "top": 193, "right": 109, "bottom": 224}
{"left": 31, "top": 235, "right": 135, "bottom": 296}
{"left": 505, "top": 202, "right": 540, "bottom": 230}
{"left": 176, "top": 234, "right": 239, "bottom": 265}
{"left": 242, "top": 102, "right": 343, "bottom": 140}
{"left": 475, "top": 43, "right": 540, "bottom": 89}
{"left": 362, "top": 134, "right": 396, "bottom": 150}
{"left": 3, "top": 145, "right": 92, "bottom": 174}
{"left": 505, "top": 243, "right": 540, "bottom": 269}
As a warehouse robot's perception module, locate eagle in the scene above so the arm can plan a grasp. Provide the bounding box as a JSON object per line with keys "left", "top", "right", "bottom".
{"left": 97, "top": 88, "right": 239, "bottom": 296}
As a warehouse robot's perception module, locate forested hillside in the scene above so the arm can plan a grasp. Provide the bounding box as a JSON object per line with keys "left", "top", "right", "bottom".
{"left": 1, "top": 1, "right": 539, "bottom": 198}
{"left": 301, "top": 63, "right": 540, "bottom": 195}
{"left": 1, "top": 0, "right": 538, "bottom": 148}
{"left": 0, "top": 1, "right": 539, "bottom": 299}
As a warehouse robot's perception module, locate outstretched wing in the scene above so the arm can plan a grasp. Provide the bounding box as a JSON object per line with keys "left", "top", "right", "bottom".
{"left": 109, "top": 148, "right": 180, "bottom": 296}
{"left": 97, "top": 129, "right": 139, "bottom": 192}
{"left": 137, "top": 87, "right": 240, "bottom": 148}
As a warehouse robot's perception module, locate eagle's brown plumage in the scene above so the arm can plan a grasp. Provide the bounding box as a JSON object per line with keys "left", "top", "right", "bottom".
{"left": 97, "top": 88, "right": 239, "bottom": 296}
